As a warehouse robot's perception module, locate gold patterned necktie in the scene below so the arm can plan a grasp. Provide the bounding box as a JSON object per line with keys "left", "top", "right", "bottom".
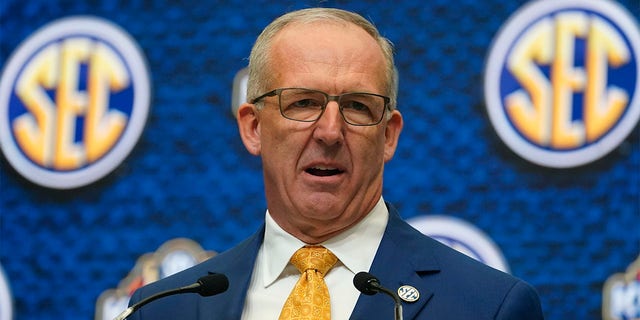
{"left": 279, "top": 246, "right": 338, "bottom": 320}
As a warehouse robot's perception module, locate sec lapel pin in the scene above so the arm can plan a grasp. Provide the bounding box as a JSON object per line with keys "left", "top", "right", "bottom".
{"left": 397, "top": 285, "right": 419, "bottom": 303}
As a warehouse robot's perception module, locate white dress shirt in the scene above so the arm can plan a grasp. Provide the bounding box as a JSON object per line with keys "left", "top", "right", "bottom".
{"left": 241, "top": 197, "right": 389, "bottom": 320}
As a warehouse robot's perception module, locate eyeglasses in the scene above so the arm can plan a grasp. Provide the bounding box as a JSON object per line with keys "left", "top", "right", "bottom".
{"left": 251, "top": 88, "right": 391, "bottom": 126}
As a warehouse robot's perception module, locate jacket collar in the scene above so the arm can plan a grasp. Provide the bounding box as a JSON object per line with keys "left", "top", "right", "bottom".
{"left": 199, "top": 202, "right": 442, "bottom": 319}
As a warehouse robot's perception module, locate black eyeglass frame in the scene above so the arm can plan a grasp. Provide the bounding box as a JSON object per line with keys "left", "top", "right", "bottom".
{"left": 251, "top": 87, "right": 392, "bottom": 126}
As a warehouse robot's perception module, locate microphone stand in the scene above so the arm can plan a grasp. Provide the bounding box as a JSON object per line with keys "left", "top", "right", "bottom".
{"left": 374, "top": 284, "right": 403, "bottom": 320}
{"left": 114, "top": 283, "right": 199, "bottom": 320}
{"left": 113, "top": 273, "right": 228, "bottom": 320}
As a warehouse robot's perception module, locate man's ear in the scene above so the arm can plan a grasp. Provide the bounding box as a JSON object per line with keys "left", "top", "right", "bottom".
{"left": 237, "top": 103, "right": 261, "bottom": 156}
{"left": 383, "top": 110, "right": 403, "bottom": 162}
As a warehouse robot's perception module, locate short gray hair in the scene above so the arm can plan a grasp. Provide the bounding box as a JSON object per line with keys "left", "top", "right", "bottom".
{"left": 246, "top": 8, "right": 397, "bottom": 110}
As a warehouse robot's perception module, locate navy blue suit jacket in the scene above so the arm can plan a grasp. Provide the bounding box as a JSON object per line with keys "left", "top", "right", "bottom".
{"left": 129, "top": 204, "right": 543, "bottom": 319}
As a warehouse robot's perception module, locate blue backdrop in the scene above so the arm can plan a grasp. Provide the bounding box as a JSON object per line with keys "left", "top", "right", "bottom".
{"left": 1, "top": 0, "right": 638, "bottom": 319}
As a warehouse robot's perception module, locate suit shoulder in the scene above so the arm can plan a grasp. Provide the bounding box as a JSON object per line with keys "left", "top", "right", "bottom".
{"left": 415, "top": 230, "right": 542, "bottom": 317}
{"left": 130, "top": 228, "right": 263, "bottom": 304}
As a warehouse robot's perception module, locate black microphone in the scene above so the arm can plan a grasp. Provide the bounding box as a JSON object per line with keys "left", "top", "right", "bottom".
{"left": 114, "top": 273, "right": 229, "bottom": 320}
{"left": 353, "top": 271, "right": 403, "bottom": 320}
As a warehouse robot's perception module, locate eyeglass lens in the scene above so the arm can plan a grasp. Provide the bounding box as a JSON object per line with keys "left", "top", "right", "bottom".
{"left": 279, "top": 88, "right": 385, "bottom": 125}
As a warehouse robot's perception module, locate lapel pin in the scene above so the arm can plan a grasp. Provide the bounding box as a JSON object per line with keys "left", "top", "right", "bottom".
{"left": 397, "top": 285, "right": 420, "bottom": 303}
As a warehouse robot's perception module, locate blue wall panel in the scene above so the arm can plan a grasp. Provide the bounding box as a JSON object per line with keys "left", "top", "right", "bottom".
{"left": 1, "top": 0, "right": 638, "bottom": 319}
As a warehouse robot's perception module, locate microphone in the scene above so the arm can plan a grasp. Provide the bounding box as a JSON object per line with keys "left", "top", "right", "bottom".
{"left": 353, "top": 271, "right": 403, "bottom": 320}
{"left": 114, "top": 273, "right": 229, "bottom": 320}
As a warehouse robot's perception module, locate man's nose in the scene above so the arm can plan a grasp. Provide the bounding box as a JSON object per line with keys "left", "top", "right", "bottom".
{"left": 312, "top": 101, "right": 345, "bottom": 145}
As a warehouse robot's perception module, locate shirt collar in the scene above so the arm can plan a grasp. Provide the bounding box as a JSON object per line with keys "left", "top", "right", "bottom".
{"left": 261, "top": 197, "right": 389, "bottom": 287}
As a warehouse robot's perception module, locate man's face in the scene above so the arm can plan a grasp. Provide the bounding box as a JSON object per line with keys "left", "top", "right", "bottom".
{"left": 238, "top": 21, "right": 403, "bottom": 243}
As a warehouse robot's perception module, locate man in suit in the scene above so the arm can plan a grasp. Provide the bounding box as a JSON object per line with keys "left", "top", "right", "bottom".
{"left": 129, "top": 7, "right": 543, "bottom": 319}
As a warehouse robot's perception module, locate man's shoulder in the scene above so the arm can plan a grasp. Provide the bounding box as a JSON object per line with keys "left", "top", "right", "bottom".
{"left": 384, "top": 214, "right": 543, "bottom": 318}
{"left": 386, "top": 209, "right": 519, "bottom": 283}
{"left": 129, "top": 247, "right": 236, "bottom": 303}
{"left": 399, "top": 217, "right": 524, "bottom": 287}
{"left": 131, "top": 228, "right": 264, "bottom": 303}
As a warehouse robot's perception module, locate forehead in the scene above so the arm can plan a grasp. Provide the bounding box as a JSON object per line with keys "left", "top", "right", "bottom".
{"left": 268, "top": 21, "right": 387, "bottom": 92}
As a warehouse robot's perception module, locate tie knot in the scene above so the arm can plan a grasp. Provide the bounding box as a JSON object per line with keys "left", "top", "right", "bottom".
{"left": 290, "top": 246, "right": 338, "bottom": 275}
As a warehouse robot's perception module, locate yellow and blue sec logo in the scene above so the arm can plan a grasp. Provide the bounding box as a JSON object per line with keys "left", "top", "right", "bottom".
{"left": 484, "top": 0, "right": 640, "bottom": 168}
{"left": 0, "top": 16, "right": 150, "bottom": 189}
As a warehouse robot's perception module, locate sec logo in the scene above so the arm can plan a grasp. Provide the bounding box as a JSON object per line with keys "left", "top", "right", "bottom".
{"left": 407, "top": 215, "right": 510, "bottom": 273}
{"left": 0, "top": 16, "right": 150, "bottom": 189}
{"left": 484, "top": 0, "right": 640, "bottom": 168}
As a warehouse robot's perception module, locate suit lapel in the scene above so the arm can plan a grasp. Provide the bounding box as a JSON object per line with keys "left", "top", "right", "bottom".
{"left": 350, "top": 204, "right": 440, "bottom": 319}
{"left": 198, "top": 227, "right": 265, "bottom": 319}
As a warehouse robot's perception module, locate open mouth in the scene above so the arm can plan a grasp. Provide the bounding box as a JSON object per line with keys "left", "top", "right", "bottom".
{"left": 305, "top": 167, "right": 344, "bottom": 177}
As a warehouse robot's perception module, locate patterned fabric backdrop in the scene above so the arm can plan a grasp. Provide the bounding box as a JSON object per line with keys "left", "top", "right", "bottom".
{"left": 1, "top": 0, "right": 638, "bottom": 319}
